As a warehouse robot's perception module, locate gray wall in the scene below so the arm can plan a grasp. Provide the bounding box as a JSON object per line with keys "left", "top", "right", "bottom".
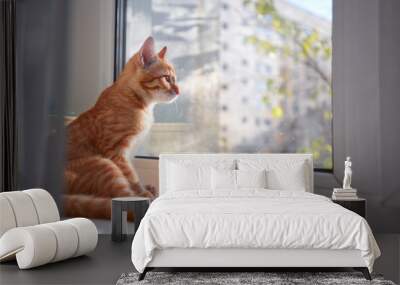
{"left": 65, "top": 0, "right": 115, "bottom": 116}
{"left": 379, "top": 0, "right": 400, "bottom": 219}
{"left": 332, "top": 0, "right": 400, "bottom": 233}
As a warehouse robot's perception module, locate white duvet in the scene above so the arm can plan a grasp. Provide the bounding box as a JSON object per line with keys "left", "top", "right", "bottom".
{"left": 131, "top": 190, "right": 380, "bottom": 273}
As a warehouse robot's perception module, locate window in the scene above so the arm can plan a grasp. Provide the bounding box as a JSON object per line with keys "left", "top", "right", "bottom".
{"left": 124, "top": 0, "right": 333, "bottom": 169}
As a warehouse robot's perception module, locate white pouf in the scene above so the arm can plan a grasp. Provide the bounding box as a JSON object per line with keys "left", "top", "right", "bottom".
{"left": 0, "top": 189, "right": 98, "bottom": 269}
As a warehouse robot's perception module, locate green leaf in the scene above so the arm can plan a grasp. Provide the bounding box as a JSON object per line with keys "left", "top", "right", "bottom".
{"left": 272, "top": 18, "right": 282, "bottom": 31}
{"left": 325, "top": 144, "right": 332, "bottom": 153}
{"left": 271, "top": 106, "right": 284, "bottom": 119}
{"left": 243, "top": 0, "right": 251, "bottom": 6}
{"left": 311, "top": 138, "right": 322, "bottom": 149}
{"left": 245, "top": 35, "right": 258, "bottom": 45}
{"left": 266, "top": 78, "right": 275, "bottom": 89}
{"left": 323, "top": 111, "right": 332, "bottom": 121}
{"left": 262, "top": 96, "right": 270, "bottom": 105}
{"left": 323, "top": 47, "right": 332, "bottom": 59}
{"left": 255, "top": 0, "right": 275, "bottom": 15}
{"left": 323, "top": 157, "right": 333, "bottom": 169}
{"left": 313, "top": 151, "right": 321, "bottom": 160}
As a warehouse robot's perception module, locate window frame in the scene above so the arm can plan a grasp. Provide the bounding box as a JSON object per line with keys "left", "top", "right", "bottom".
{"left": 114, "top": 0, "right": 127, "bottom": 81}
{"left": 113, "top": 0, "right": 340, "bottom": 184}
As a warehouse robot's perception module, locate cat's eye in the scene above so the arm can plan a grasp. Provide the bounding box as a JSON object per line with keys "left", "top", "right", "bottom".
{"left": 164, "top": 75, "right": 171, "bottom": 83}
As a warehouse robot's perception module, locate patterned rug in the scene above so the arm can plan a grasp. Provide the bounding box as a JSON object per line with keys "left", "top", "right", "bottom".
{"left": 116, "top": 271, "right": 396, "bottom": 285}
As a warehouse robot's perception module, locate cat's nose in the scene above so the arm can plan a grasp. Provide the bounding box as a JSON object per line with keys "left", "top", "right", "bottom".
{"left": 171, "top": 84, "right": 179, "bottom": 95}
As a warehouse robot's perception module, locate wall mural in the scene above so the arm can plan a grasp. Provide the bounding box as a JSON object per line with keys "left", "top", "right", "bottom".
{"left": 62, "top": 0, "right": 333, "bottom": 220}
{"left": 64, "top": 37, "right": 179, "bottom": 219}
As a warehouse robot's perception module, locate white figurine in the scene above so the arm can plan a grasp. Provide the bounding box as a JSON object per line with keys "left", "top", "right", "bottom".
{"left": 343, "top": 156, "right": 352, "bottom": 189}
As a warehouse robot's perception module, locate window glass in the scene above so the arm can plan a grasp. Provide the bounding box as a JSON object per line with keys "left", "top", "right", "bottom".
{"left": 126, "top": 0, "right": 332, "bottom": 169}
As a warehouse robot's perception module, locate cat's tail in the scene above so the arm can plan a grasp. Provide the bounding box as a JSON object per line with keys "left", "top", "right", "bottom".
{"left": 63, "top": 194, "right": 112, "bottom": 219}
{"left": 63, "top": 194, "right": 138, "bottom": 221}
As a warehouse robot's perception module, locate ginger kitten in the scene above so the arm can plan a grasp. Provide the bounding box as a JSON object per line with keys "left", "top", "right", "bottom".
{"left": 64, "top": 37, "right": 179, "bottom": 219}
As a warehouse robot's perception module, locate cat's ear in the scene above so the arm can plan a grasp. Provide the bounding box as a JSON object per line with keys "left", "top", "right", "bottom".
{"left": 158, "top": 46, "right": 167, "bottom": 59}
{"left": 139, "top": 36, "right": 156, "bottom": 67}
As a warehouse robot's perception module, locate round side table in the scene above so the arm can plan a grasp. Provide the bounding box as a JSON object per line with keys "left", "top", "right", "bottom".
{"left": 111, "top": 197, "right": 150, "bottom": 242}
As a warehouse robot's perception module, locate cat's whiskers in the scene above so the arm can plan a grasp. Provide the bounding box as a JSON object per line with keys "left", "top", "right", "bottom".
{"left": 174, "top": 100, "right": 179, "bottom": 116}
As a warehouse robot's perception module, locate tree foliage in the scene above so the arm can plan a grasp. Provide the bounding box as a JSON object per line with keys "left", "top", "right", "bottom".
{"left": 244, "top": 0, "right": 333, "bottom": 169}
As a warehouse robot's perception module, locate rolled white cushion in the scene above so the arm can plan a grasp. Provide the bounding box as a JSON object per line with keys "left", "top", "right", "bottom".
{"left": 42, "top": 222, "right": 79, "bottom": 262}
{"left": 0, "top": 226, "right": 57, "bottom": 269}
{"left": 23, "top": 189, "right": 60, "bottom": 223}
{"left": 0, "top": 196, "right": 17, "bottom": 237}
{"left": 0, "top": 191, "right": 39, "bottom": 227}
{"left": 64, "top": 218, "right": 98, "bottom": 257}
{"left": 0, "top": 219, "right": 97, "bottom": 269}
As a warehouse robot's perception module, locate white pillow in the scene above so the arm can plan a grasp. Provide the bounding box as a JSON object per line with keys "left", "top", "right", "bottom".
{"left": 236, "top": 169, "right": 267, "bottom": 189}
{"left": 238, "top": 159, "right": 307, "bottom": 191}
{"left": 167, "top": 163, "right": 211, "bottom": 191}
{"left": 267, "top": 166, "right": 306, "bottom": 191}
{"left": 211, "top": 168, "right": 236, "bottom": 190}
{"left": 211, "top": 169, "right": 268, "bottom": 190}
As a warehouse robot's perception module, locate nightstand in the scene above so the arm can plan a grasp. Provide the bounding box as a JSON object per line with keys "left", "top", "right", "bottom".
{"left": 332, "top": 198, "right": 366, "bottom": 218}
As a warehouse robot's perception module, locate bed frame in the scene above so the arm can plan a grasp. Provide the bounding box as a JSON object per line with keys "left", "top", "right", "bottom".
{"left": 138, "top": 154, "right": 371, "bottom": 281}
{"left": 139, "top": 248, "right": 370, "bottom": 280}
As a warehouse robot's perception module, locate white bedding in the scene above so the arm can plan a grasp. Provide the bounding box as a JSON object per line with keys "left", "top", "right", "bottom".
{"left": 131, "top": 190, "right": 380, "bottom": 273}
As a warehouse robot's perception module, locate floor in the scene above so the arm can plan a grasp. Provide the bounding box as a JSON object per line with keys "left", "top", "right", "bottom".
{"left": 1, "top": 234, "right": 399, "bottom": 285}
{"left": 0, "top": 235, "right": 134, "bottom": 285}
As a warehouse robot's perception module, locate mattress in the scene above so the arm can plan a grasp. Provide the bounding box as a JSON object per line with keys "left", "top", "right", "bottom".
{"left": 131, "top": 190, "right": 380, "bottom": 273}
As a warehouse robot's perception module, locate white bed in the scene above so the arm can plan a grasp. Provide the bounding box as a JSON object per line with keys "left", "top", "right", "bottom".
{"left": 131, "top": 154, "right": 380, "bottom": 280}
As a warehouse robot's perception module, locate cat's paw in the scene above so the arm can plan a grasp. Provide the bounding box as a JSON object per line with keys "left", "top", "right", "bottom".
{"left": 131, "top": 183, "right": 155, "bottom": 198}
{"left": 145, "top": 185, "right": 158, "bottom": 197}
{"left": 143, "top": 191, "right": 154, "bottom": 199}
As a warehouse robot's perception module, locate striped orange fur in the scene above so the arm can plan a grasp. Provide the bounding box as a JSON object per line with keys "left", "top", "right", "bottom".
{"left": 64, "top": 37, "right": 179, "bottom": 219}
